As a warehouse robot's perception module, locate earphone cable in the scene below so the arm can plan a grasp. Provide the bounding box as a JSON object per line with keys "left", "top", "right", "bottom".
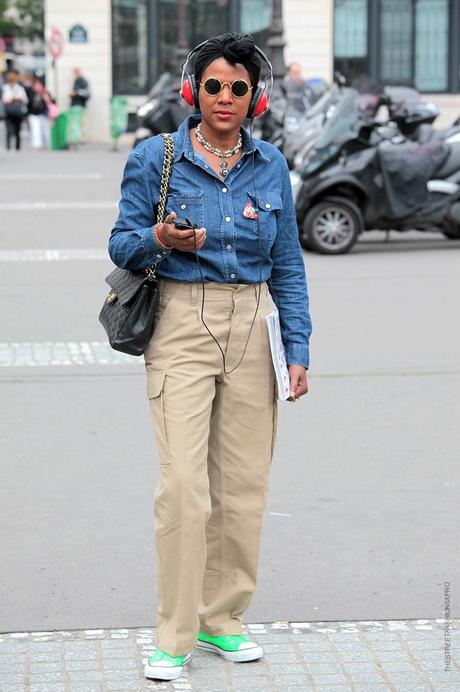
{"left": 191, "top": 120, "right": 263, "bottom": 375}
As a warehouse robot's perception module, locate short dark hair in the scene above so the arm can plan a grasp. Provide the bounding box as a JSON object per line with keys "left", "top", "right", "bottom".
{"left": 193, "top": 32, "right": 261, "bottom": 89}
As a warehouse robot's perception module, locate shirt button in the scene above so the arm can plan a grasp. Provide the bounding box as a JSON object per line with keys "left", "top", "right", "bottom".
{"left": 265, "top": 203, "right": 271, "bottom": 209}
{"left": 237, "top": 164, "right": 241, "bottom": 168}
{"left": 156, "top": 254, "right": 162, "bottom": 258}
{"left": 222, "top": 187, "right": 228, "bottom": 193}
{"left": 180, "top": 204, "right": 186, "bottom": 209}
{"left": 230, "top": 273, "right": 236, "bottom": 279}
{"left": 225, "top": 216, "right": 231, "bottom": 222}
{"left": 226, "top": 244, "right": 232, "bottom": 250}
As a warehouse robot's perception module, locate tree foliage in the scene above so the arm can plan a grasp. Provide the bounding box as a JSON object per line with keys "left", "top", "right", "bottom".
{"left": 0, "top": 0, "right": 17, "bottom": 38}
{"left": 0, "top": 0, "right": 44, "bottom": 42}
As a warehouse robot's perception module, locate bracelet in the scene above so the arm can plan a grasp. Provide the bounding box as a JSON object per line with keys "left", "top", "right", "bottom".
{"left": 153, "top": 223, "right": 173, "bottom": 250}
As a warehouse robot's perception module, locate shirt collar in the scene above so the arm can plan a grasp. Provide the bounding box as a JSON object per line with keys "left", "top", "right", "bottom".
{"left": 173, "top": 114, "right": 270, "bottom": 163}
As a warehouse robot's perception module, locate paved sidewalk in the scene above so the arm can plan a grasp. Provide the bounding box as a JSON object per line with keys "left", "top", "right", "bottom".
{"left": 0, "top": 619, "right": 458, "bottom": 692}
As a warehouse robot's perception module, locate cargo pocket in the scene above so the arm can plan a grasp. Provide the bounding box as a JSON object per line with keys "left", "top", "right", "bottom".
{"left": 147, "top": 371, "right": 171, "bottom": 464}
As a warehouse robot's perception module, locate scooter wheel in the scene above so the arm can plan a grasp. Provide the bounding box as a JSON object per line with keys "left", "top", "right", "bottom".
{"left": 442, "top": 220, "right": 460, "bottom": 240}
{"left": 442, "top": 229, "right": 460, "bottom": 240}
{"left": 301, "top": 198, "right": 363, "bottom": 254}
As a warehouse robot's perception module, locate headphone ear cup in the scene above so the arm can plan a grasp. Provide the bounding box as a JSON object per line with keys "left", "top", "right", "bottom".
{"left": 189, "top": 74, "right": 199, "bottom": 109}
{"left": 253, "top": 90, "right": 269, "bottom": 118}
{"left": 247, "top": 85, "right": 261, "bottom": 119}
{"left": 180, "top": 78, "right": 195, "bottom": 107}
{"left": 247, "top": 83, "right": 269, "bottom": 119}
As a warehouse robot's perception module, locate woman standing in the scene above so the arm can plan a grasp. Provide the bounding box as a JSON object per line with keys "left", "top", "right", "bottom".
{"left": 108, "top": 32, "right": 312, "bottom": 681}
{"left": 28, "top": 79, "right": 52, "bottom": 150}
{"left": 1, "top": 70, "right": 28, "bottom": 151}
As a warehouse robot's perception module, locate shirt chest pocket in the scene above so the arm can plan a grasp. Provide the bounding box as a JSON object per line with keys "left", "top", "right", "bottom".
{"left": 246, "top": 191, "right": 283, "bottom": 243}
{"left": 166, "top": 193, "right": 204, "bottom": 229}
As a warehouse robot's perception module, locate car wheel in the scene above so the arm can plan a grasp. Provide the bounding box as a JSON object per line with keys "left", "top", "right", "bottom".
{"left": 301, "top": 198, "right": 363, "bottom": 254}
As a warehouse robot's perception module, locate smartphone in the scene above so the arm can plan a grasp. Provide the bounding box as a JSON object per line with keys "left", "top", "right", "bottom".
{"left": 172, "top": 217, "right": 197, "bottom": 230}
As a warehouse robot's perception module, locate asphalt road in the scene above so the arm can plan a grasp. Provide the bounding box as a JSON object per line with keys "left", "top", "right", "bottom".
{"left": 1, "top": 141, "right": 459, "bottom": 633}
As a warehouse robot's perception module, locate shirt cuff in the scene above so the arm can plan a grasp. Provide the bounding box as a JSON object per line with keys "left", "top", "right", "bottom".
{"left": 140, "top": 226, "right": 172, "bottom": 262}
{"left": 285, "top": 342, "right": 309, "bottom": 369}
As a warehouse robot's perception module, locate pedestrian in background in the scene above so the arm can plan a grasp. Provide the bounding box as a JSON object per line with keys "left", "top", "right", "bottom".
{"left": 284, "top": 62, "right": 311, "bottom": 112}
{"left": 69, "top": 67, "right": 90, "bottom": 107}
{"left": 1, "top": 70, "right": 28, "bottom": 151}
{"left": 28, "top": 79, "right": 52, "bottom": 150}
{"left": 70, "top": 67, "right": 90, "bottom": 142}
{"left": 108, "top": 31, "right": 311, "bottom": 682}
{"left": 19, "top": 71, "right": 34, "bottom": 106}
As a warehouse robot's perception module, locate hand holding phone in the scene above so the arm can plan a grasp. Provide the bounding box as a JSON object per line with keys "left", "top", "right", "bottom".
{"left": 156, "top": 211, "right": 206, "bottom": 252}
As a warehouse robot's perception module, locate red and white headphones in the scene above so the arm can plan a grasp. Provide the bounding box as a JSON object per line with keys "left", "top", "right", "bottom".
{"left": 180, "top": 39, "right": 273, "bottom": 119}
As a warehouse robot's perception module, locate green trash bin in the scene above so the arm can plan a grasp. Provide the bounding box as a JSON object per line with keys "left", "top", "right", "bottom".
{"left": 66, "top": 106, "right": 84, "bottom": 146}
{"left": 50, "top": 113, "right": 68, "bottom": 150}
{"left": 110, "top": 96, "right": 129, "bottom": 148}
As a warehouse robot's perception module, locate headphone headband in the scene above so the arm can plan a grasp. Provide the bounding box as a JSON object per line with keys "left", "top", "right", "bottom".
{"left": 180, "top": 38, "right": 273, "bottom": 118}
{"left": 182, "top": 40, "right": 273, "bottom": 77}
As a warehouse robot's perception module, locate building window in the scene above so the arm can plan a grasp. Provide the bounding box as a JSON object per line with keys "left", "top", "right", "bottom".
{"left": 380, "top": 0, "right": 448, "bottom": 90}
{"left": 112, "top": 0, "right": 149, "bottom": 94}
{"left": 112, "top": 0, "right": 272, "bottom": 95}
{"left": 415, "top": 0, "right": 449, "bottom": 91}
{"left": 334, "top": 0, "right": 453, "bottom": 92}
{"left": 157, "top": 0, "right": 230, "bottom": 76}
{"left": 333, "top": 0, "right": 369, "bottom": 81}
{"left": 240, "top": 0, "right": 271, "bottom": 52}
{"left": 379, "top": 0, "right": 412, "bottom": 84}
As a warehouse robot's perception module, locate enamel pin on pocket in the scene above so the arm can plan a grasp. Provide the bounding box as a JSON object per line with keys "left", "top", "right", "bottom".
{"left": 243, "top": 199, "right": 259, "bottom": 220}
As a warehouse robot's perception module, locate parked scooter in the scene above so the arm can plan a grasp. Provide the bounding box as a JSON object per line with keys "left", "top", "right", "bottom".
{"left": 295, "top": 88, "right": 460, "bottom": 254}
{"left": 285, "top": 83, "right": 343, "bottom": 169}
{"left": 132, "top": 72, "right": 193, "bottom": 148}
{"left": 255, "top": 75, "right": 338, "bottom": 163}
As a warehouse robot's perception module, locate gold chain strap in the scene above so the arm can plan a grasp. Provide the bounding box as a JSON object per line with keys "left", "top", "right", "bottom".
{"left": 157, "top": 133, "right": 174, "bottom": 223}
{"left": 145, "top": 132, "right": 174, "bottom": 281}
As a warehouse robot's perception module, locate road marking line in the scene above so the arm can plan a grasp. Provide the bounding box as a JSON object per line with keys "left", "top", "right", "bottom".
{"left": 0, "top": 249, "right": 108, "bottom": 261}
{"left": 0, "top": 201, "right": 117, "bottom": 211}
{"left": 314, "top": 369, "right": 460, "bottom": 378}
{"left": 0, "top": 173, "right": 103, "bottom": 181}
{"left": 0, "top": 344, "right": 457, "bottom": 377}
{"left": 0, "top": 342, "right": 140, "bottom": 367}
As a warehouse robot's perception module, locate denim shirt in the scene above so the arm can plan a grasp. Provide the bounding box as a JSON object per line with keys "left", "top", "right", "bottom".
{"left": 108, "top": 114, "right": 312, "bottom": 368}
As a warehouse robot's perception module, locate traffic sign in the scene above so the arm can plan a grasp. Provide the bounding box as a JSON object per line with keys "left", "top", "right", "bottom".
{"left": 48, "top": 28, "right": 65, "bottom": 59}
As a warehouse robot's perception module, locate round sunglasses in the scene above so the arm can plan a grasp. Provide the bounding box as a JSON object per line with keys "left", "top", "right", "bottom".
{"left": 199, "top": 77, "right": 252, "bottom": 98}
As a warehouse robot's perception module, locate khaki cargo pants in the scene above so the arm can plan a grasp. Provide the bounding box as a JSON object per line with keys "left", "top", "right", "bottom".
{"left": 143, "top": 278, "right": 278, "bottom": 656}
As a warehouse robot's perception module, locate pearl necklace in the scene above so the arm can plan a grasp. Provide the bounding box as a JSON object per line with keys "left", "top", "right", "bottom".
{"left": 195, "top": 122, "right": 242, "bottom": 178}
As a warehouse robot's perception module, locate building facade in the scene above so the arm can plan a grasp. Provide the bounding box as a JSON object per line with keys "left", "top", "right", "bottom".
{"left": 334, "top": 0, "right": 460, "bottom": 93}
{"left": 44, "top": 0, "right": 458, "bottom": 142}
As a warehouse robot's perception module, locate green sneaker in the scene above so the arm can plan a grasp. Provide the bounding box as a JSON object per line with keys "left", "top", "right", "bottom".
{"left": 197, "top": 631, "right": 263, "bottom": 662}
{"left": 144, "top": 647, "right": 192, "bottom": 680}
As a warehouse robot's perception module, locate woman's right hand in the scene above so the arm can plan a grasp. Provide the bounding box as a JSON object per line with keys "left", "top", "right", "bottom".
{"left": 156, "top": 211, "right": 207, "bottom": 252}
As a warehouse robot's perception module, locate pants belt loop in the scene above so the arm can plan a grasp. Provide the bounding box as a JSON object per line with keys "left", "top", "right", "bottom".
{"left": 191, "top": 281, "right": 198, "bottom": 306}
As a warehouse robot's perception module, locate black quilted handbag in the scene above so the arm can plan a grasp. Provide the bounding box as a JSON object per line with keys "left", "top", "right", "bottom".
{"left": 99, "top": 133, "right": 174, "bottom": 356}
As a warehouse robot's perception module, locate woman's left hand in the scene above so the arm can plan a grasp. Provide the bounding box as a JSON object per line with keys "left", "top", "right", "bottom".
{"left": 288, "top": 364, "right": 309, "bottom": 401}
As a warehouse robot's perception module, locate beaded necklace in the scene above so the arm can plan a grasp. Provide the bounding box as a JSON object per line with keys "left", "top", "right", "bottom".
{"left": 195, "top": 122, "right": 243, "bottom": 178}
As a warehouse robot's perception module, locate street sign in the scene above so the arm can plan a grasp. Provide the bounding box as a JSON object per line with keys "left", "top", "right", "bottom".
{"left": 48, "top": 28, "right": 65, "bottom": 59}
{"left": 69, "top": 25, "right": 88, "bottom": 44}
